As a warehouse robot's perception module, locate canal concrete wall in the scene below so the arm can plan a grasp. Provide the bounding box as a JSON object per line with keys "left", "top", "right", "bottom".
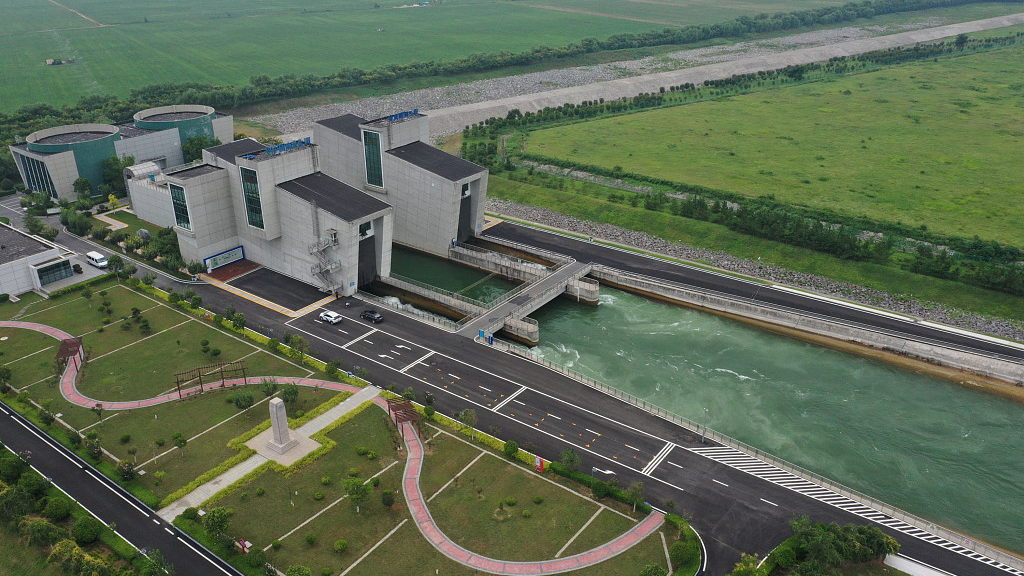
{"left": 590, "top": 267, "right": 1024, "bottom": 386}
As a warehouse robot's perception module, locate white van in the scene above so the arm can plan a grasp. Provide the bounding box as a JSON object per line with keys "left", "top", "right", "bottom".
{"left": 86, "top": 251, "right": 108, "bottom": 268}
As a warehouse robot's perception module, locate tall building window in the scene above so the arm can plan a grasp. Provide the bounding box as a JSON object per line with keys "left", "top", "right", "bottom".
{"left": 169, "top": 183, "right": 191, "bottom": 231}
{"left": 36, "top": 260, "right": 73, "bottom": 286}
{"left": 239, "top": 167, "right": 265, "bottom": 229}
{"left": 362, "top": 130, "right": 383, "bottom": 188}
{"left": 17, "top": 154, "right": 57, "bottom": 198}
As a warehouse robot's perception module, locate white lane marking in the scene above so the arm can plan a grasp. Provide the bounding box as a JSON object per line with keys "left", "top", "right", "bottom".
{"left": 364, "top": 340, "right": 374, "bottom": 345}
{"left": 337, "top": 328, "right": 349, "bottom": 334}
{"left": 546, "top": 412, "right": 560, "bottom": 420}
{"left": 0, "top": 405, "right": 7, "bottom": 414}
{"left": 165, "top": 527, "right": 174, "bottom": 534}
{"left": 624, "top": 444, "right": 640, "bottom": 451}
{"left": 343, "top": 329, "right": 376, "bottom": 348}
{"left": 479, "top": 385, "right": 492, "bottom": 392}
{"left": 492, "top": 386, "right": 527, "bottom": 411}
{"left": 84, "top": 469, "right": 149, "bottom": 516}
{"left": 396, "top": 344, "right": 412, "bottom": 350}
{"left": 177, "top": 536, "right": 234, "bottom": 575}
{"left": 378, "top": 354, "right": 393, "bottom": 359}
{"left": 642, "top": 441, "right": 675, "bottom": 475}
{"left": 448, "top": 373, "right": 461, "bottom": 379}
{"left": 400, "top": 351, "right": 435, "bottom": 373}
{"left": 761, "top": 498, "right": 778, "bottom": 507}
{"left": 713, "top": 479, "right": 729, "bottom": 487}
{"left": 667, "top": 461, "right": 683, "bottom": 468}
{"left": 13, "top": 415, "right": 81, "bottom": 467}
{"left": 153, "top": 518, "right": 160, "bottom": 524}
{"left": 585, "top": 428, "right": 601, "bottom": 436}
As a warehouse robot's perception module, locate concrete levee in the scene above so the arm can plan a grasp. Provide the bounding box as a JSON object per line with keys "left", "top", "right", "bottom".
{"left": 449, "top": 244, "right": 551, "bottom": 283}
{"left": 590, "top": 267, "right": 1024, "bottom": 385}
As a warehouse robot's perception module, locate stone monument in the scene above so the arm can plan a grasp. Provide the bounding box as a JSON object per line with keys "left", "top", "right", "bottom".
{"left": 266, "top": 397, "right": 298, "bottom": 454}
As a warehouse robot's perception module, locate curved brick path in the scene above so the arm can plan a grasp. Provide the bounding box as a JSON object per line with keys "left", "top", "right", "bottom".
{"left": 2, "top": 321, "right": 665, "bottom": 574}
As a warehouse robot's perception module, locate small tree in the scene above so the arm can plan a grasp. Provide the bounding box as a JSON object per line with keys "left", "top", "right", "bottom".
{"left": 334, "top": 539, "right": 348, "bottom": 553}
{"left": 107, "top": 254, "right": 125, "bottom": 280}
{"left": 458, "top": 408, "right": 477, "bottom": 440}
{"left": 560, "top": 448, "right": 581, "bottom": 472}
{"left": 202, "top": 506, "right": 232, "bottom": 540}
{"left": 82, "top": 287, "right": 94, "bottom": 308}
{"left": 503, "top": 440, "right": 519, "bottom": 460}
{"left": 182, "top": 135, "right": 222, "bottom": 162}
{"left": 139, "top": 549, "right": 176, "bottom": 576}
{"left": 281, "top": 383, "right": 299, "bottom": 404}
{"left": 290, "top": 335, "right": 309, "bottom": 361}
{"left": 285, "top": 566, "right": 312, "bottom": 576}
{"left": 173, "top": 432, "right": 187, "bottom": 457}
{"left": 381, "top": 490, "right": 395, "bottom": 509}
{"left": 343, "top": 478, "right": 369, "bottom": 514}
{"left": 91, "top": 403, "right": 103, "bottom": 422}
{"left": 73, "top": 177, "right": 93, "bottom": 201}
{"left": 638, "top": 565, "right": 667, "bottom": 576}
{"left": 117, "top": 459, "right": 137, "bottom": 481}
{"left": 725, "top": 553, "right": 767, "bottom": 576}
{"left": 627, "top": 481, "right": 645, "bottom": 513}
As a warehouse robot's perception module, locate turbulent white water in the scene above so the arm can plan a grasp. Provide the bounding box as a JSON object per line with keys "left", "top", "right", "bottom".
{"left": 530, "top": 287, "right": 1024, "bottom": 553}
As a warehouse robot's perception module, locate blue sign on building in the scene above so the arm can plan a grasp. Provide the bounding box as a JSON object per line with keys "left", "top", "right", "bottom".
{"left": 264, "top": 137, "right": 311, "bottom": 156}
{"left": 387, "top": 109, "right": 419, "bottom": 123}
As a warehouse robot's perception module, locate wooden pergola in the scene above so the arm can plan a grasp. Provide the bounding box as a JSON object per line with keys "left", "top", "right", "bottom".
{"left": 55, "top": 337, "right": 83, "bottom": 372}
{"left": 385, "top": 397, "right": 421, "bottom": 436}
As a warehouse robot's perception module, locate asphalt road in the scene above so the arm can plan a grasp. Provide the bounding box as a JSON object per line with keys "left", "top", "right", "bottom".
{"left": 0, "top": 403, "right": 242, "bottom": 576}
{"left": 4, "top": 209, "right": 1019, "bottom": 575}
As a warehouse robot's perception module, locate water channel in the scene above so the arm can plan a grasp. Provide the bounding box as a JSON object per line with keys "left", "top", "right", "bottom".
{"left": 390, "top": 248, "right": 1024, "bottom": 554}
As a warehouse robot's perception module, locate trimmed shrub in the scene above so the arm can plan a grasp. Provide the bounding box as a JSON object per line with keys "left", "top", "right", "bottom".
{"left": 321, "top": 476, "right": 332, "bottom": 486}
{"left": 504, "top": 496, "right": 517, "bottom": 507}
{"left": 313, "top": 491, "right": 325, "bottom": 501}
{"left": 43, "top": 496, "right": 71, "bottom": 521}
{"left": 272, "top": 540, "right": 282, "bottom": 550}
{"left": 334, "top": 539, "right": 348, "bottom": 553}
{"left": 670, "top": 539, "right": 699, "bottom": 567}
{"left": 72, "top": 516, "right": 103, "bottom": 544}
{"left": 533, "top": 495, "right": 544, "bottom": 505}
{"left": 305, "top": 533, "right": 317, "bottom": 546}
{"left": 181, "top": 508, "right": 201, "bottom": 522}
{"left": 522, "top": 509, "right": 532, "bottom": 518}
{"left": 503, "top": 440, "right": 519, "bottom": 460}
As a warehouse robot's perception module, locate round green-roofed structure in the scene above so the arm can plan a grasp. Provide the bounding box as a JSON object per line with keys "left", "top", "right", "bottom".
{"left": 25, "top": 124, "right": 121, "bottom": 189}
{"left": 134, "top": 105, "right": 217, "bottom": 141}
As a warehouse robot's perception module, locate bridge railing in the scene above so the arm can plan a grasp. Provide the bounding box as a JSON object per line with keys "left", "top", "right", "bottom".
{"left": 482, "top": 336, "right": 1024, "bottom": 571}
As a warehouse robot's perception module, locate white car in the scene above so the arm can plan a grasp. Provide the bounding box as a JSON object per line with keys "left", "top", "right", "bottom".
{"left": 319, "top": 311, "right": 343, "bottom": 325}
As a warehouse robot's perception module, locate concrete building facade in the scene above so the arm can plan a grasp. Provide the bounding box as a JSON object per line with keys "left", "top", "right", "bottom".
{"left": 9, "top": 105, "right": 232, "bottom": 201}
{"left": 125, "top": 111, "right": 485, "bottom": 295}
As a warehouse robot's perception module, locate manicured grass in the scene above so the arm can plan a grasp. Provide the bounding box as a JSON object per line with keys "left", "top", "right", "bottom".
{"left": 343, "top": 521, "right": 479, "bottom": 576}
{"left": 94, "top": 210, "right": 160, "bottom": 236}
{"left": 76, "top": 319, "right": 302, "bottom": 401}
{"left": 266, "top": 464, "right": 406, "bottom": 575}
{"left": 429, "top": 453, "right": 604, "bottom": 561}
{"left": 134, "top": 388, "right": 344, "bottom": 499}
{"left": 17, "top": 283, "right": 161, "bottom": 340}
{"left": 488, "top": 175, "right": 1024, "bottom": 321}
{"left": 0, "top": 292, "right": 44, "bottom": 320}
{"left": 418, "top": 427, "right": 484, "bottom": 497}
{"left": 526, "top": 43, "right": 1024, "bottom": 248}
{"left": 219, "top": 407, "right": 400, "bottom": 548}
{"left": 559, "top": 507, "right": 637, "bottom": 557}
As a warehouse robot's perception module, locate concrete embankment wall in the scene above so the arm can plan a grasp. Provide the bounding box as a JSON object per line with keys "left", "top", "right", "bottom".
{"left": 591, "top": 268, "right": 1024, "bottom": 388}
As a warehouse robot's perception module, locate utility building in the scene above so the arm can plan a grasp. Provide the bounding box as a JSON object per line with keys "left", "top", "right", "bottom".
{"left": 9, "top": 105, "right": 232, "bottom": 201}
{"left": 126, "top": 110, "right": 483, "bottom": 295}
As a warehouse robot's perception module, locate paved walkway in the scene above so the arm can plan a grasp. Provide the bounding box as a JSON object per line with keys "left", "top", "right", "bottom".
{"left": 2, "top": 320, "right": 665, "bottom": 574}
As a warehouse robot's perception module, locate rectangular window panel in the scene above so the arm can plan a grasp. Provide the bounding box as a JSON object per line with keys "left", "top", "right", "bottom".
{"left": 169, "top": 183, "right": 191, "bottom": 231}
{"left": 363, "top": 131, "right": 383, "bottom": 188}
{"left": 36, "top": 260, "right": 73, "bottom": 286}
{"left": 359, "top": 222, "right": 372, "bottom": 237}
{"left": 239, "top": 167, "right": 265, "bottom": 229}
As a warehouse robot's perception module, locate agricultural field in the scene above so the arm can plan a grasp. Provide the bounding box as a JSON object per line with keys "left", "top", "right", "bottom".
{"left": 525, "top": 42, "right": 1024, "bottom": 248}
{"left": 8, "top": 0, "right": 1021, "bottom": 112}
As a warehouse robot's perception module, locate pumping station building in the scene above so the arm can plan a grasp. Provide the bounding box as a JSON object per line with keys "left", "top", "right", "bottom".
{"left": 125, "top": 110, "right": 488, "bottom": 296}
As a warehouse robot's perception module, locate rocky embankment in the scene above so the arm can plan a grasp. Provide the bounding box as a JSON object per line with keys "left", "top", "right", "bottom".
{"left": 487, "top": 198, "right": 1024, "bottom": 344}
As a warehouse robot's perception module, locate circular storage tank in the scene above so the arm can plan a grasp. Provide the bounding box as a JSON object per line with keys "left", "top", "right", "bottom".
{"left": 134, "top": 105, "right": 217, "bottom": 141}
{"left": 25, "top": 124, "right": 121, "bottom": 187}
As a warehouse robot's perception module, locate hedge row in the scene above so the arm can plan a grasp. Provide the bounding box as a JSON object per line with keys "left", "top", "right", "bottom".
{"left": 547, "top": 461, "right": 653, "bottom": 514}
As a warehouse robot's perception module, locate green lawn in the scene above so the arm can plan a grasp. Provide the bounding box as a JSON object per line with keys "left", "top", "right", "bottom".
{"left": 418, "top": 427, "right": 486, "bottom": 497}
{"left": 0, "top": 292, "right": 44, "bottom": 321}
{"left": 218, "top": 407, "right": 401, "bottom": 548}
{"left": 488, "top": 176, "right": 1024, "bottom": 321}
{"left": 559, "top": 507, "right": 637, "bottom": 557}
{"left": 428, "top": 453, "right": 605, "bottom": 561}
{"left": 526, "top": 43, "right": 1024, "bottom": 248}
{"left": 0, "top": 524, "right": 66, "bottom": 576}
{"left": 93, "top": 210, "right": 161, "bottom": 236}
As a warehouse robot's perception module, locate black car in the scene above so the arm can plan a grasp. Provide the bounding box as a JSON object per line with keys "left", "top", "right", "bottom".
{"left": 360, "top": 310, "right": 384, "bottom": 324}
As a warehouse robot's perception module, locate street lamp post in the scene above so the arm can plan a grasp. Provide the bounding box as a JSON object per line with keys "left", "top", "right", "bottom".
{"left": 701, "top": 407, "right": 709, "bottom": 444}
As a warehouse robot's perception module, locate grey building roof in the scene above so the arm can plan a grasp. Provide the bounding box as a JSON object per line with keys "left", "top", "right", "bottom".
{"left": 167, "top": 164, "right": 223, "bottom": 180}
{"left": 140, "top": 111, "right": 206, "bottom": 122}
{"left": 34, "top": 131, "right": 110, "bottom": 145}
{"left": 387, "top": 141, "right": 484, "bottom": 182}
{"left": 0, "top": 225, "right": 52, "bottom": 265}
{"left": 315, "top": 114, "right": 365, "bottom": 141}
{"left": 206, "top": 138, "right": 266, "bottom": 165}
{"left": 114, "top": 121, "right": 158, "bottom": 139}
{"left": 278, "top": 172, "right": 391, "bottom": 223}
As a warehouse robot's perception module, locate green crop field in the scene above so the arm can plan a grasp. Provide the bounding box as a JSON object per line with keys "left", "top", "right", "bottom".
{"left": 526, "top": 43, "right": 1024, "bottom": 248}
{"left": 0, "top": 0, "right": 868, "bottom": 112}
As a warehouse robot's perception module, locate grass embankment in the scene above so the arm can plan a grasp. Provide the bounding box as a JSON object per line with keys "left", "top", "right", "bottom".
{"left": 489, "top": 175, "right": 1024, "bottom": 321}
{"left": 526, "top": 43, "right": 1024, "bottom": 248}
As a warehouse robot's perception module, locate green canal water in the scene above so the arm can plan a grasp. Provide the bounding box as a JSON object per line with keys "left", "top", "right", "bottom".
{"left": 391, "top": 245, "right": 520, "bottom": 304}
{"left": 525, "top": 288, "right": 1024, "bottom": 554}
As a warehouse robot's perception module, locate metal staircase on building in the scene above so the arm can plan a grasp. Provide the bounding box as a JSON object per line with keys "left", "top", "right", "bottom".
{"left": 308, "top": 230, "right": 341, "bottom": 293}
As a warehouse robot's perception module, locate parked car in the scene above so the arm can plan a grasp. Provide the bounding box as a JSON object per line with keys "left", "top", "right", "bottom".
{"left": 360, "top": 310, "right": 384, "bottom": 324}
{"left": 319, "top": 310, "right": 343, "bottom": 325}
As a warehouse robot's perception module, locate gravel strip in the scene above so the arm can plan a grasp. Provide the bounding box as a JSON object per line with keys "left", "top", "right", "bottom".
{"left": 486, "top": 198, "right": 1024, "bottom": 343}
{"left": 255, "top": 19, "right": 949, "bottom": 136}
